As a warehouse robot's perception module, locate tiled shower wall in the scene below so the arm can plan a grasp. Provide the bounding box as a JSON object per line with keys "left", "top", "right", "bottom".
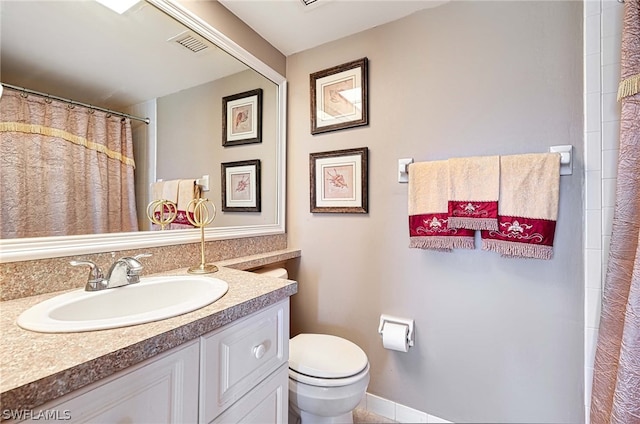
{"left": 583, "top": 0, "right": 623, "bottom": 421}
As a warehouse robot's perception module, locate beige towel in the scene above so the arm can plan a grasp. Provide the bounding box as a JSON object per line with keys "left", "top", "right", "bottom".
{"left": 408, "top": 160, "right": 475, "bottom": 251}
{"left": 151, "top": 179, "right": 179, "bottom": 204}
{"left": 177, "top": 179, "right": 197, "bottom": 212}
{"left": 174, "top": 179, "right": 198, "bottom": 228}
{"left": 149, "top": 179, "right": 197, "bottom": 229}
{"left": 447, "top": 155, "right": 500, "bottom": 231}
{"left": 481, "top": 153, "right": 560, "bottom": 259}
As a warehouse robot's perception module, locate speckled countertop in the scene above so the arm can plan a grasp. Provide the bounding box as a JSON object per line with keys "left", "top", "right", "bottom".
{"left": 0, "top": 257, "right": 299, "bottom": 413}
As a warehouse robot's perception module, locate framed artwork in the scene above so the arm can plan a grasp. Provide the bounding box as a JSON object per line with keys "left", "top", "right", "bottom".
{"left": 221, "top": 159, "right": 261, "bottom": 212}
{"left": 310, "top": 57, "right": 368, "bottom": 135}
{"left": 310, "top": 147, "right": 368, "bottom": 213}
{"left": 222, "top": 88, "right": 263, "bottom": 146}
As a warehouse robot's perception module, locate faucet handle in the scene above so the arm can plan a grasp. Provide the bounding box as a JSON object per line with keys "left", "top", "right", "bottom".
{"left": 70, "top": 260, "right": 105, "bottom": 291}
{"left": 70, "top": 260, "right": 103, "bottom": 281}
{"left": 119, "top": 253, "right": 151, "bottom": 284}
{"left": 133, "top": 253, "right": 152, "bottom": 261}
{"left": 124, "top": 253, "right": 151, "bottom": 271}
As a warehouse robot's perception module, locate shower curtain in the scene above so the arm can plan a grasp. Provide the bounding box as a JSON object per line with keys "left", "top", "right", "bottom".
{"left": 0, "top": 88, "right": 139, "bottom": 238}
{"left": 590, "top": 0, "right": 640, "bottom": 422}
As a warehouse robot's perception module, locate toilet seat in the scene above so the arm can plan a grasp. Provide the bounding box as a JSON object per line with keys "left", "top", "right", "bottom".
{"left": 289, "top": 363, "right": 370, "bottom": 387}
{"left": 289, "top": 334, "right": 369, "bottom": 387}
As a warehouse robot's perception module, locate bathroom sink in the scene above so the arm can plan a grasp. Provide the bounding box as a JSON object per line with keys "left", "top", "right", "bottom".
{"left": 17, "top": 275, "right": 229, "bottom": 333}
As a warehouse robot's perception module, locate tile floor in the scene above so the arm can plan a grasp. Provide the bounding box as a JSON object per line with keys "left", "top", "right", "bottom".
{"left": 353, "top": 408, "right": 397, "bottom": 423}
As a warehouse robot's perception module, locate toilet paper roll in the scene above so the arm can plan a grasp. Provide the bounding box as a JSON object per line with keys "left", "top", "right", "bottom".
{"left": 382, "top": 322, "right": 409, "bottom": 352}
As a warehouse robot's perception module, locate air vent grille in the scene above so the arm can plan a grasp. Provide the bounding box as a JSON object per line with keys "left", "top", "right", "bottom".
{"left": 176, "top": 35, "right": 208, "bottom": 53}
{"left": 168, "top": 31, "right": 211, "bottom": 53}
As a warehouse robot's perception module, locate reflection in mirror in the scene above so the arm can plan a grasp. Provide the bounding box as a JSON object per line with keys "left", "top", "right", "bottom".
{"left": 0, "top": 0, "right": 286, "bottom": 261}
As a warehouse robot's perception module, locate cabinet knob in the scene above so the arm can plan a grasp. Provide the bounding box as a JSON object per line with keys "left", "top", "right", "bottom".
{"left": 252, "top": 344, "right": 266, "bottom": 359}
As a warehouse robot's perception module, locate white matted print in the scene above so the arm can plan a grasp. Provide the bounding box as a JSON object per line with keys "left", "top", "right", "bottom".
{"left": 221, "top": 160, "right": 261, "bottom": 212}
{"left": 222, "top": 89, "right": 262, "bottom": 146}
{"left": 310, "top": 58, "right": 368, "bottom": 135}
{"left": 310, "top": 147, "right": 368, "bottom": 213}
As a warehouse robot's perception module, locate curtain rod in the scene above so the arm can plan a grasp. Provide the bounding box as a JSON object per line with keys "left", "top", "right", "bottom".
{"left": 1, "top": 82, "right": 150, "bottom": 125}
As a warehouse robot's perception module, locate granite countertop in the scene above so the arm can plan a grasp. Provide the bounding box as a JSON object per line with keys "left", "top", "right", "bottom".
{"left": 0, "top": 262, "right": 298, "bottom": 413}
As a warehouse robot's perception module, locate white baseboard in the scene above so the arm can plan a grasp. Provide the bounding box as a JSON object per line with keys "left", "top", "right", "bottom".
{"left": 359, "top": 392, "right": 453, "bottom": 423}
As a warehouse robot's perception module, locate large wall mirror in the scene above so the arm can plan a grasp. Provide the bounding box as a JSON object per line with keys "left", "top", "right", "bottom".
{"left": 0, "top": 0, "right": 286, "bottom": 262}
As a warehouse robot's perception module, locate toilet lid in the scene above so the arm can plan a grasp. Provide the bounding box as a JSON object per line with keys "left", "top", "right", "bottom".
{"left": 289, "top": 334, "right": 368, "bottom": 379}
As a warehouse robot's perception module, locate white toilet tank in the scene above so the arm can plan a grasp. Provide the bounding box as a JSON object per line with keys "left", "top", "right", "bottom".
{"left": 253, "top": 266, "right": 288, "bottom": 279}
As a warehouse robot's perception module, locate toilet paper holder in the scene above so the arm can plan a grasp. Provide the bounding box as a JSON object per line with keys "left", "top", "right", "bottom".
{"left": 378, "top": 314, "right": 414, "bottom": 347}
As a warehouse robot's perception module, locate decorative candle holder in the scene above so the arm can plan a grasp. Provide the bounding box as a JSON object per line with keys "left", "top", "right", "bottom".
{"left": 186, "top": 198, "right": 218, "bottom": 274}
{"left": 146, "top": 199, "right": 177, "bottom": 230}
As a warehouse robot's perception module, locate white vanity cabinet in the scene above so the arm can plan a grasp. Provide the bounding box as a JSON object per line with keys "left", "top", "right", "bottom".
{"left": 22, "top": 339, "right": 200, "bottom": 423}
{"left": 200, "top": 299, "right": 289, "bottom": 423}
{"left": 17, "top": 299, "right": 290, "bottom": 424}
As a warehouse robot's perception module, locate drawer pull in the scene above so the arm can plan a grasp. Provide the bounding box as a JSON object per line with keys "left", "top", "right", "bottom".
{"left": 252, "top": 344, "right": 266, "bottom": 359}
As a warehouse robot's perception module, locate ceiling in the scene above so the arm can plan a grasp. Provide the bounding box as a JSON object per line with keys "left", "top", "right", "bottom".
{"left": 218, "top": 0, "right": 448, "bottom": 56}
{"left": 0, "top": 0, "right": 446, "bottom": 111}
{"left": 0, "top": 0, "right": 247, "bottom": 110}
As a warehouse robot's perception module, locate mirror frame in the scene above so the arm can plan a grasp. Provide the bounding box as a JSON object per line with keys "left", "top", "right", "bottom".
{"left": 0, "top": 0, "right": 287, "bottom": 263}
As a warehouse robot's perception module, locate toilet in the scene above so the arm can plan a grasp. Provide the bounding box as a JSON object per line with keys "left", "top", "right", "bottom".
{"left": 254, "top": 267, "right": 370, "bottom": 424}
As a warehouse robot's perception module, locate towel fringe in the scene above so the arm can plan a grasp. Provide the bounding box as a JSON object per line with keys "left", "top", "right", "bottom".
{"left": 448, "top": 217, "right": 498, "bottom": 231}
{"left": 617, "top": 73, "right": 640, "bottom": 101}
{"left": 451, "top": 237, "right": 476, "bottom": 250}
{"left": 482, "top": 239, "right": 553, "bottom": 260}
{"left": 410, "top": 236, "right": 474, "bottom": 251}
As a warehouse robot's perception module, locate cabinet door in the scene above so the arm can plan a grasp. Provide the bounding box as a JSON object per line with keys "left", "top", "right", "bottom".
{"left": 22, "top": 340, "right": 199, "bottom": 424}
{"left": 211, "top": 364, "right": 288, "bottom": 424}
{"left": 200, "top": 299, "right": 289, "bottom": 422}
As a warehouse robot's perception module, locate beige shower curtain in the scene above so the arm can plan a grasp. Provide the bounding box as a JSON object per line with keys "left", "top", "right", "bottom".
{"left": 590, "top": 0, "right": 640, "bottom": 422}
{"left": 0, "top": 88, "right": 138, "bottom": 238}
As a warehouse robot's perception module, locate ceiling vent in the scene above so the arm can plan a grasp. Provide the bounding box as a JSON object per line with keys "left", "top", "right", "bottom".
{"left": 168, "top": 31, "right": 210, "bottom": 53}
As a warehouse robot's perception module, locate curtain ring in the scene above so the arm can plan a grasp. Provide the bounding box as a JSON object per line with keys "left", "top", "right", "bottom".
{"left": 44, "top": 95, "right": 52, "bottom": 104}
{"left": 20, "top": 90, "right": 28, "bottom": 98}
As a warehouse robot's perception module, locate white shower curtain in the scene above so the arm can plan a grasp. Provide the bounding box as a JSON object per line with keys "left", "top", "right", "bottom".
{"left": 0, "top": 88, "right": 139, "bottom": 238}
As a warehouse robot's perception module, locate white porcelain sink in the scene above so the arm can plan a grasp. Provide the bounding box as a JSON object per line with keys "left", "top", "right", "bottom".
{"left": 17, "top": 275, "right": 229, "bottom": 333}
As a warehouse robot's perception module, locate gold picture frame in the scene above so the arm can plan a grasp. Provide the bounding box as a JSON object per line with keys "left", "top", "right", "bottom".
{"left": 310, "top": 58, "right": 368, "bottom": 135}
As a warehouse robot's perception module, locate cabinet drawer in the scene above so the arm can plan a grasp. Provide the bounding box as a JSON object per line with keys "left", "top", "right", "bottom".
{"left": 211, "top": 364, "right": 288, "bottom": 424}
{"left": 200, "top": 299, "right": 289, "bottom": 422}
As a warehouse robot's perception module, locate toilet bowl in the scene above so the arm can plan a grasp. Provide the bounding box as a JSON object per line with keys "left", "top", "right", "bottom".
{"left": 288, "top": 333, "right": 370, "bottom": 424}
{"left": 253, "top": 267, "right": 370, "bottom": 424}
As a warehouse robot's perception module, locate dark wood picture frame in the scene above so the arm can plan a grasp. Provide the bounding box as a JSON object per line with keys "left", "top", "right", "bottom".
{"left": 310, "top": 147, "right": 368, "bottom": 213}
{"left": 310, "top": 57, "right": 368, "bottom": 135}
{"left": 221, "top": 159, "right": 261, "bottom": 212}
{"left": 222, "top": 88, "right": 263, "bottom": 146}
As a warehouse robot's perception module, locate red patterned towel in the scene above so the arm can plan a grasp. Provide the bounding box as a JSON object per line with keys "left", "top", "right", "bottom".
{"left": 447, "top": 155, "right": 500, "bottom": 231}
{"left": 481, "top": 153, "right": 560, "bottom": 259}
{"left": 408, "top": 160, "right": 475, "bottom": 251}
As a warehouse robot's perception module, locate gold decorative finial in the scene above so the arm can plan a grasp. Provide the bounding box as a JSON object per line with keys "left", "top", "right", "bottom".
{"left": 146, "top": 199, "right": 177, "bottom": 230}
{"left": 186, "top": 198, "right": 218, "bottom": 274}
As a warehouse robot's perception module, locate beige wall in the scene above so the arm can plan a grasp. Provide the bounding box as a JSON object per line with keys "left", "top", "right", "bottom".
{"left": 286, "top": 1, "right": 584, "bottom": 423}
{"left": 157, "top": 70, "right": 278, "bottom": 227}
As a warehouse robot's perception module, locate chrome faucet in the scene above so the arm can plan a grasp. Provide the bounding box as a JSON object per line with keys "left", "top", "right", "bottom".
{"left": 70, "top": 254, "right": 151, "bottom": 291}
